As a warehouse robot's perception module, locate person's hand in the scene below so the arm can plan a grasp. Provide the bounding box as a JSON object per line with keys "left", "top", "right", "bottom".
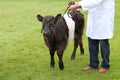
{"left": 68, "top": 1, "right": 75, "bottom": 6}
{"left": 68, "top": 5, "right": 77, "bottom": 10}
{"left": 68, "top": 2, "right": 80, "bottom": 11}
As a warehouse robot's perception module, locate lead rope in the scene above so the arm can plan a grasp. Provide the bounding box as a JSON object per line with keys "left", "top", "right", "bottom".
{"left": 63, "top": 0, "right": 75, "bottom": 18}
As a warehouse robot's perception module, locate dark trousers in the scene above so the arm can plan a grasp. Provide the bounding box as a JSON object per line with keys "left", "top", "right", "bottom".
{"left": 88, "top": 37, "right": 110, "bottom": 69}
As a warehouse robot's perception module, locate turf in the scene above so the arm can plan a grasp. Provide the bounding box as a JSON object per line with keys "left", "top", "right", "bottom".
{"left": 0, "top": 0, "right": 120, "bottom": 80}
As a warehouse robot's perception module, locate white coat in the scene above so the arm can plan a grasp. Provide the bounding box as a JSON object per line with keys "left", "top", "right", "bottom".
{"left": 79, "top": 0, "right": 115, "bottom": 39}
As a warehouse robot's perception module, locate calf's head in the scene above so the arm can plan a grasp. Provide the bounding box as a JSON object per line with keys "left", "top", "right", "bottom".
{"left": 37, "top": 14, "right": 55, "bottom": 36}
{"left": 37, "top": 14, "right": 61, "bottom": 37}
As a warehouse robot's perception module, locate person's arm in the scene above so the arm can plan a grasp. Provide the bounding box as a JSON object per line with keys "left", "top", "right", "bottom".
{"left": 69, "top": 0, "right": 104, "bottom": 11}
{"left": 79, "top": 0, "right": 104, "bottom": 11}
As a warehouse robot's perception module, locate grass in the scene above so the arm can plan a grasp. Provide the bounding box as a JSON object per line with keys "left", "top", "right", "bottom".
{"left": 0, "top": 0, "right": 120, "bottom": 80}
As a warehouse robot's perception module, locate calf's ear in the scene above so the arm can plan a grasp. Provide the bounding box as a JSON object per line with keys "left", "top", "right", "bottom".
{"left": 54, "top": 14, "right": 61, "bottom": 24}
{"left": 37, "top": 14, "right": 43, "bottom": 22}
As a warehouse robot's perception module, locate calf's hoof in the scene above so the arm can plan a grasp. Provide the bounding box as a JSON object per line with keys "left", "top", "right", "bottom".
{"left": 50, "top": 64, "right": 55, "bottom": 68}
{"left": 59, "top": 62, "right": 64, "bottom": 70}
{"left": 50, "top": 62, "right": 55, "bottom": 68}
{"left": 70, "top": 56, "right": 75, "bottom": 60}
{"left": 81, "top": 50, "right": 84, "bottom": 55}
{"left": 80, "top": 52, "right": 84, "bottom": 55}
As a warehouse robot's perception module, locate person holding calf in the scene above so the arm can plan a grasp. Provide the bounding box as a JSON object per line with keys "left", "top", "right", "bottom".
{"left": 68, "top": 0, "right": 115, "bottom": 73}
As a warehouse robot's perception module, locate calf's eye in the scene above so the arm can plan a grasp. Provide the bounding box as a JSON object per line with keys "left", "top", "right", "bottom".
{"left": 50, "top": 24, "right": 55, "bottom": 30}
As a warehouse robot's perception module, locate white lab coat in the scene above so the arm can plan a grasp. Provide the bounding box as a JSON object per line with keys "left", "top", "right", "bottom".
{"left": 79, "top": 0, "right": 115, "bottom": 39}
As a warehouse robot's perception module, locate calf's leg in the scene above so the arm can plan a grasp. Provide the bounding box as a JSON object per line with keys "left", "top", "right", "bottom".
{"left": 71, "top": 37, "right": 79, "bottom": 60}
{"left": 71, "top": 37, "right": 84, "bottom": 60}
{"left": 79, "top": 38, "right": 84, "bottom": 55}
{"left": 57, "top": 50, "right": 64, "bottom": 70}
{"left": 50, "top": 50, "right": 55, "bottom": 68}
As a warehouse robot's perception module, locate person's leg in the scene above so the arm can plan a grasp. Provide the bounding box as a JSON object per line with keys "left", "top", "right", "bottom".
{"left": 88, "top": 37, "right": 99, "bottom": 68}
{"left": 100, "top": 39, "right": 110, "bottom": 69}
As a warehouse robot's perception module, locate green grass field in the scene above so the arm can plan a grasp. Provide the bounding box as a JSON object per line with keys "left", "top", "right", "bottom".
{"left": 0, "top": 0, "right": 120, "bottom": 80}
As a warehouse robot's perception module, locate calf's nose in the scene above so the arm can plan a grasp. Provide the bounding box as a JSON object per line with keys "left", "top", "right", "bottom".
{"left": 43, "top": 31, "right": 50, "bottom": 36}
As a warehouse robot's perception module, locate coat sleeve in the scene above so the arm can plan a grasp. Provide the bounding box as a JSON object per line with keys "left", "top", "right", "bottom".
{"left": 79, "top": 0, "right": 104, "bottom": 11}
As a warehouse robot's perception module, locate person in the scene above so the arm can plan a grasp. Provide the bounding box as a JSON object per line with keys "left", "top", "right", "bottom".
{"left": 68, "top": 0, "right": 115, "bottom": 73}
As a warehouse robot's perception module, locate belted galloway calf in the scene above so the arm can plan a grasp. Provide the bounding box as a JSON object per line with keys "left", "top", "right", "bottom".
{"left": 37, "top": 10, "right": 84, "bottom": 70}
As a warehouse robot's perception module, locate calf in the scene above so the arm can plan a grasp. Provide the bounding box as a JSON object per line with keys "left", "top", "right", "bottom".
{"left": 37, "top": 10, "right": 84, "bottom": 70}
